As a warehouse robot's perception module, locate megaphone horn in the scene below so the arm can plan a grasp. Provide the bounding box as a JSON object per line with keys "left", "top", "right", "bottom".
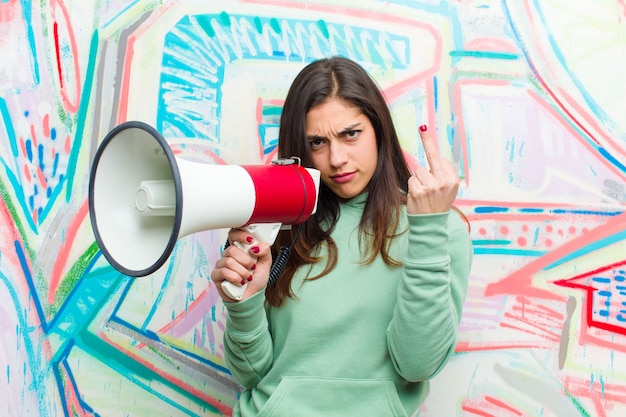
{"left": 88, "top": 121, "right": 320, "bottom": 299}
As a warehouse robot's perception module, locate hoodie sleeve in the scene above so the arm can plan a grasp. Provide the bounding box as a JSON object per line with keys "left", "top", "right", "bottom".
{"left": 222, "top": 290, "right": 273, "bottom": 389}
{"left": 386, "top": 209, "right": 473, "bottom": 381}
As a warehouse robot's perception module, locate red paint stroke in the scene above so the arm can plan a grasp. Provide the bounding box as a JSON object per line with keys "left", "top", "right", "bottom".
{"left": 485, "top": 396, "right": 523, "bottom": 415}
{"left": 43, "top": 114, "right": 50, "bottom": 138}
{"left": 117, "top": 33, "right": 135, "bottom": 125}
{"left": 461, "top": 198, "right": 587, "bottom": 209}
{"left": 498, "top": 298, "right": 562, "bottom": 343}
{"left": 456, "top": 339, "right": 555, "bottom": 353}
{"left": 462, "top": 395, "right": 524, "bottom": 417}
{"left": 36, "top": 166, "right": 47, "bottom": 189}
{"left": 99, "top": 331, "right": 233, "bottom": 415}
{"left": 22, "top": 163, "right": 31, "bottom": 182}
{"left": 48, "top": 198, "right": 89, "bottom": 304}
{"left": 461, "top": 404, "right": 497, "bottom": 417}
{"left": 19, "top": 136, "right": 27, "bottom": 160}
{"left": 30, "top": 123, "right": 38, "bottom": 147}
{"left": 576, "top": 317, "right": 626, "bottom": 353}
{"left": 51, "top": 0, "right": 81, "bottom": 113}
{"left": 0, "top": 0, "right": 19, "bottom": 23}
{"left": 499, "top": 320, "right": 560, "bottom": 343}
{"left": 554, "top": 259, "right": 626, "bottom": 336}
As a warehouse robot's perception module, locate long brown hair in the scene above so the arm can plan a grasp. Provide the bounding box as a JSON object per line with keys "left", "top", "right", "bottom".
{"left": 265, "top": 57, "right": 412, "bottom": 306}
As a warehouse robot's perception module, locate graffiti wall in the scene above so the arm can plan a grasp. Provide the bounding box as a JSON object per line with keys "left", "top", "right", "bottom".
{"left": 1, "top": 0, "right": 625, "bottom": 415}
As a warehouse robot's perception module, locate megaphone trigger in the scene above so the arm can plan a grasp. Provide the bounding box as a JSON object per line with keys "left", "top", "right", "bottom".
{"left": 221, "top": 223, "right": 282, "bottom": 301}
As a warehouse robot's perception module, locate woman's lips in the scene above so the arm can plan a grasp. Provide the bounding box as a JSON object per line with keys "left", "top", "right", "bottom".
{"left": 330, "top": 172, "right": 356, "bottom": 184}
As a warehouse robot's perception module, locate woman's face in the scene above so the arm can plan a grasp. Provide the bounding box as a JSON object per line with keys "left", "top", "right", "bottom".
{"left": 305, "top": 98, "right": 378, "bottom": 199}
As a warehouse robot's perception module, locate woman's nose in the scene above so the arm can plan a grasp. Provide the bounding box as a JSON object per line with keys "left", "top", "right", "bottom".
{"left": 329, "top": 142, "right": 348, "bottom": 168}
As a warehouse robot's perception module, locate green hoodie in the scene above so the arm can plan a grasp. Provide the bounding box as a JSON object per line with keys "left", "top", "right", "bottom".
{"left": 223, "top": 193, "right": 473, "bottom": 416}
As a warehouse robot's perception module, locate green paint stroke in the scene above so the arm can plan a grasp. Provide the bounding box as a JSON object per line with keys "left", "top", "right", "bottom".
{"left": 47, "top": 242, "right": 101, "bottom": 317}
{"left": 565, "top": 389, "right": 590, "bottom": 417}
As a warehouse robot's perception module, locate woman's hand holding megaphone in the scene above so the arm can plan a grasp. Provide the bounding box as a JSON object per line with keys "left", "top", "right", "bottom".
{"left": 211, "top": 228, "right": 274, "bottom": 302}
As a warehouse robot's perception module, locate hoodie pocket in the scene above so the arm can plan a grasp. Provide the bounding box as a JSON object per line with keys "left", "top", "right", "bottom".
{"left": 257, "top": 377, "right": 409, "bottom": 417}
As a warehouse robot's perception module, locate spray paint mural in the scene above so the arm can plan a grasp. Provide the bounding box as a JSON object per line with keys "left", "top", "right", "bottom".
{"left": 0, "top": 0, "right": 625, "bottom": 415}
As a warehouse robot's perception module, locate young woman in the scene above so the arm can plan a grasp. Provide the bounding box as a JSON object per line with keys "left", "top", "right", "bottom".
{"left": 210, "top": 57, "right": 473, "bottom": 417}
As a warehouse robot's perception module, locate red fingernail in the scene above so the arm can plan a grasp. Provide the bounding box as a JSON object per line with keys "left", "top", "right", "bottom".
{"left": 240, "top": 279, "right": 246, "bottom": 285}
{"left": 419, "top": 124, "right": 428, "bottom": 132}
{"left": 251, "top": 264, "right": 256, "bottom": 270}
{"left": 251, "top": 246, "right": 260, "bottom": 254}
{"left": 247, "top": 276, "right": 253, "bottom": 282}
{"left": 246, "top": 236, "right": 254, "bottom": 243}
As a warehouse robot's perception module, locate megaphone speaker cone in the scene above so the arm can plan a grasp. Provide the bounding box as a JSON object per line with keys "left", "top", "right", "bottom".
{"left": 89, "top": 121, "right": 183, "bottom": 277}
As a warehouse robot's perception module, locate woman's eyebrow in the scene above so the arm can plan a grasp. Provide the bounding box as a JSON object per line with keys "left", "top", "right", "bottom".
{"left": 306, "top": 134, "right": 324, "bottom": 141}
{"left": 306, "top": 122, "right": 363, "bottom": 140}
{"left": 338, "top": 122, "right": 362, "bottom": 134}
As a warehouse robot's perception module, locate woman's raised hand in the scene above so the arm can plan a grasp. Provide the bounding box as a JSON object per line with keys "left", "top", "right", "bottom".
{"left": 407, "top": 125, "right": 460, "bottom": 215}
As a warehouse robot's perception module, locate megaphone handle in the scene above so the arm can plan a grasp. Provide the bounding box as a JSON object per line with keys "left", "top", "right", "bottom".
{"left": 221, "top": 223, "right": 282, "bottom": 301}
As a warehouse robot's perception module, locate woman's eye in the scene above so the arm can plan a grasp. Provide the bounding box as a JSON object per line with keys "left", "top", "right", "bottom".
{"left": 345, "top": 130, "right": 360, "bottom": 139}
{"left": 309, "top": 137, "right": 324, "bottom": 148}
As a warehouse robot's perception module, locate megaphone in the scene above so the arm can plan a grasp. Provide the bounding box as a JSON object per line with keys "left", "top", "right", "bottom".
{"left": 88, "top": 121, "right": 320, "bottom": 300}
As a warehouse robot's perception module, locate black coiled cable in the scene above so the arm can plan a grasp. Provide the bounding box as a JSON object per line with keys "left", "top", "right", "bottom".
{"left": 268, "top": 246, "right": 290, "bottom": 285}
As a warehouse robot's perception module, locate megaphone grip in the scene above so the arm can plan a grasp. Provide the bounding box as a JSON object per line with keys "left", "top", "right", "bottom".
{"left": 220, "top": 223, "right": 282, "bottom": 301}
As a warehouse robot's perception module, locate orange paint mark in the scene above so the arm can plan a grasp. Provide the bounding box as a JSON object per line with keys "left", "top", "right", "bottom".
{"left": 43, "top": 114, "right": 50, "bottom": 137}
{"left": 23, "top": 164, "right": 31, "bottom": 182}
{"left": 117, "top": 34, "right": 136, "bottom": 124}
{"left": 30, "top": 123, "right": 37, "bottom": 147}
{"left": 19, "top": 136, "right": 27, "bottom": 157}
{"left": 461, "top": 404, "right": 496, "bottom": 417}
{"left": 36, "top": 166, "right": 47, "bottom": 189}
{"left": 484, "top": 396, "right": 523, "bottom": 415}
